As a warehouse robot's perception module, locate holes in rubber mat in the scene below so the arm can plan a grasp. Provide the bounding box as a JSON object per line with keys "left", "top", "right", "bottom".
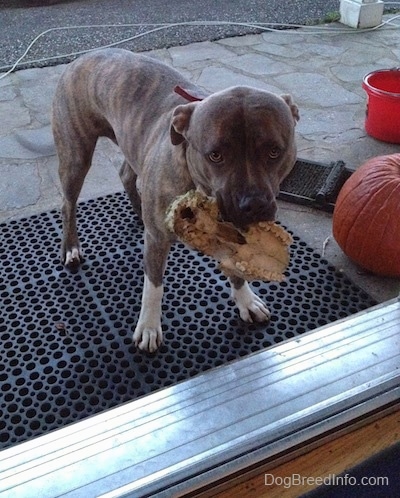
{"left": 0, "top": 192, "right": 376, "bottom": 449}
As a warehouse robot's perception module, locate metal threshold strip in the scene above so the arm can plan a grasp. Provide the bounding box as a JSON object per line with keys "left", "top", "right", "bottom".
{"left": 0, "top": 297, "right": 399, "bottom": 498}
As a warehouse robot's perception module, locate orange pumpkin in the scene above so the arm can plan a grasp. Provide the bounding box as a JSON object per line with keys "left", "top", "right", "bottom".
{"left": 333, "top": 154, "right": 400, "bottom": 277}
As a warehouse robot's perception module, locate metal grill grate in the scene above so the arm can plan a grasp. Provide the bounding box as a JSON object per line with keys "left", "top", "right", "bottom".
{"left": 0, "top": 192, "right": 376, "bottom": 449}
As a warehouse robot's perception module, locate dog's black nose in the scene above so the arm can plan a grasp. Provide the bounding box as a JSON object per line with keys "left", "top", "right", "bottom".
{"left": 238, "top": 194, "right": 277, "bottom": 225}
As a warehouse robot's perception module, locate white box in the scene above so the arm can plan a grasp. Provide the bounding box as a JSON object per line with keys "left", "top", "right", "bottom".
{"left": 340, "top": 0, "right": 384, "bottom": 29}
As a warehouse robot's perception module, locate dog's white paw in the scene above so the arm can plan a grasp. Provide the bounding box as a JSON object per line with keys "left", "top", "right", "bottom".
{"left": 64, "top": 246, "right": 82, "bottom": 268}
{"left": 133, "top": 277, "right": 163, "bottom": 353}
{"left": 231, "top": 282, "right": 271, "bottom": 323}
{"left": 133, "top": 325, "right": 163, "bottom": 353}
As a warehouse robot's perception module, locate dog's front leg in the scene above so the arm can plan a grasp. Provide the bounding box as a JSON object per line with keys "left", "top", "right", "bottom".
{"left": 229, "top": 276, "right": 271, "bottom": 323}
{"left": 133, "top": 275, "right": 164, "bottom": 352}
{"left": 133, "top": 230, "right": 170, "bottom": 353}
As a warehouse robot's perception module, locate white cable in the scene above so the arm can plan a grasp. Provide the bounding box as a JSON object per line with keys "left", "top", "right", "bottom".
{"left": 1, "top": 15, "right": 400, "bottom": 80}
{"left": 0, "top": 20, "right": 392, "bottom": 76}
{"left": 0, "top": 24, "right": 170, "bottom": 79}
{"left": 0, "top": 20, "right": 385, "bottom": 77}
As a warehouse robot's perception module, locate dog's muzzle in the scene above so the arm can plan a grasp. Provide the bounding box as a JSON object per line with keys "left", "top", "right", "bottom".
{"left": 217, "top": 191, "right": 277, "bottom": 229}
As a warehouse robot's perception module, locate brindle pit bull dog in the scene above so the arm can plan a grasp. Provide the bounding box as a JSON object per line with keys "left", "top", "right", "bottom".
{"left": 52, "top": 48, "right": 299, "bottom": 353}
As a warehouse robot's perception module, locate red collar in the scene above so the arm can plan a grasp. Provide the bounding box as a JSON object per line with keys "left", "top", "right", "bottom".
{"left": 174, "top": 85, "right": 204, "bottom": 102}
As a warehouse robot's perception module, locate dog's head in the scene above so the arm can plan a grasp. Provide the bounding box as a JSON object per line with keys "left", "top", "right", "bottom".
{"left": 170, "top": 86, "right": 299, "bottom": 228}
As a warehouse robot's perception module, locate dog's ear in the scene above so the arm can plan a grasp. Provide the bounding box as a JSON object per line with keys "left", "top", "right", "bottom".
{"left": 170, "top": 103, "right": 196, "bottom": 145}
{"left": 281, "top": 94, "right": 300, "bottom": 126}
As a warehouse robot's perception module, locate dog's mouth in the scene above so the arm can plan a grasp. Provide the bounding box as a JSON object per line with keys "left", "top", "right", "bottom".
{"left": 216, "top": 191, "right": 277, "bottom": 230}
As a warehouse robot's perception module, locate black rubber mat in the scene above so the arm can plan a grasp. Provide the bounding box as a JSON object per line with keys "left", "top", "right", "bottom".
{"left": 279, "top": 158, "right": 351, "bottom": 212}
{"left": 0, "top": 192, "right": 376, "bottom": 450}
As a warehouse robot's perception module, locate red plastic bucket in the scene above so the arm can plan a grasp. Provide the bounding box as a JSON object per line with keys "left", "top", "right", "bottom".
{"left": 362, "top": 69, "right": 400, "bottom": 143}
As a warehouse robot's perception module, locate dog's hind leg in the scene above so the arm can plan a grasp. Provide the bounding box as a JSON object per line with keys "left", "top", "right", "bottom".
{"left": 58, "top": 148, "right": 96, "bottom": 270}
{"left": 119, "top": 160, "right": 142, "bottom": 220}
{"left": 54, "top": 115, "right": 98, "bottom": 270}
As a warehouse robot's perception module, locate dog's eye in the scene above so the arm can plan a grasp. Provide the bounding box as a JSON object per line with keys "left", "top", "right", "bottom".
{"left": 208, "top": 151, "right": 223, "bottom": 163}
{"left": 268, "top": 147, "right": 281, "bottom": 159}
